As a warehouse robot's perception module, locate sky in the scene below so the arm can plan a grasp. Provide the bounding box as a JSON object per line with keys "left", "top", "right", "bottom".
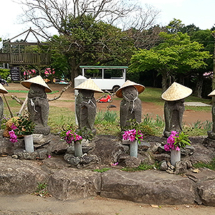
{"left": 0, "top": 0, "right": 215, "bottom": 41}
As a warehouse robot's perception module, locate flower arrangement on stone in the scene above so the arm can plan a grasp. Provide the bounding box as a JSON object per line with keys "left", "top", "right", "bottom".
{"left": 8, "top": 116, "right": 35, "bottom": 143}
{"left": 164, "top": 131, "right": 191, "bottom": 152}
{"left": 64, "top": 130, "right": 82, "bottom": 145}
{"left": 122, "top": 129, "right": 144, "bottom": 144}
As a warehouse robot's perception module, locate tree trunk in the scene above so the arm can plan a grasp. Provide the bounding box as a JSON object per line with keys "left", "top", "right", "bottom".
{"left": 161, "top": 72, "right": 168, "bottom": 92}
{"left": 194, "top": 78, "right": 203, "bottom": 98}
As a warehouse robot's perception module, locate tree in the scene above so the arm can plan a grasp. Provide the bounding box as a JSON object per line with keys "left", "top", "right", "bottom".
{"left": 50, "top": 15, "right": 135, "bottom": 82}
{"left": 18, "top": 0, "right": 159, "bottom": 37}
{"left": 17, "top": 0, "right": 160, "bottom": 84}
{"left": 129, "top": 32, "right": 211, "bottom": 91}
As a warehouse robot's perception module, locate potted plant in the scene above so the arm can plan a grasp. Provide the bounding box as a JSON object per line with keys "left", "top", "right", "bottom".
{"left": 164, "top": 131, "right": 191, "bottom": 166}
{"left": 10, "top": 115, "right": 35, "bottom": 153}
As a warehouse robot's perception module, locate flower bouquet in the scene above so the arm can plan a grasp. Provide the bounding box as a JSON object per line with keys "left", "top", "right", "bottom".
{"left": 9, "top": 115, "right": 35, "bottom": 152}
{"left": 122, "top": 129, "right": 143, "bottom": 157}
{"left": 164, "top": 131, "right": 191, "bottom": 166}
{"left": 61, "top": 124, "right": 83, "bottom": 157}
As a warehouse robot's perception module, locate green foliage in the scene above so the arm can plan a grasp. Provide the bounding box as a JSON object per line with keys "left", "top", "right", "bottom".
{"left": 93, "top": 168, "right": 110, "bottom": 173}
{"left": 95, "top": 110, "right": 118, "bottom": 124}
{"left": 173, "top": 131, "right": 191, "bottom": 149}
{"left": 121, "top": 162, "right": 158, "bottom": 172}
{"left": 35, "top": 182, "right": 48, "bottom": 197}
{"left": 13, "top": 115, "right": 35, "bottom": 135}
{"left": 193, "top": 157, "right": 215, "bottom": 170}
{"left": 0, "top": 68, "right": 10, "bottom": 79}
{"left": 129, "top": 31, "right": 212, "bottom": 90}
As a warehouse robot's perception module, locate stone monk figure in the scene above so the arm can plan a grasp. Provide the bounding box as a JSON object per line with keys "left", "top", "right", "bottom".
{"left": 116, "top": 80, "right": 145, "bottom": 130}
{"left": 162, "top": 82, "right": 192, "bottom": 138}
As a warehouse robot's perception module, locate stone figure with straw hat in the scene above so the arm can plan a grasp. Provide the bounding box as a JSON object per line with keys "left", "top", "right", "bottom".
{"left": 116, "top": 80, "right": 145, "bottom": 130}
{"left": 0, "top": 84, "right": 8, "bottom": 128}
{"left": 206, "top": 89, "right": 215, "bottom": 140}
{"left": 21, "top": 75, "right": 52, "bottom": 135}
{"left": 75, "top": 78, "right": 103, "bottom": 134}
{"left": 162, "top": 82, "right": 192, "bottom": 137}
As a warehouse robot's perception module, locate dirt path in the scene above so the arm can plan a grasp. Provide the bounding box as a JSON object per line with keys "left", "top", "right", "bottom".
{"left": 6, "top": 83, "right": 212, "bottom": 125}
{"left": 0, "top": 194, "right": 215, "bottom": 215}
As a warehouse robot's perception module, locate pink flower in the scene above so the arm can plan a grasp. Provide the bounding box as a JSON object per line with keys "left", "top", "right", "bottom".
{"left": 164, "top": 144, "right": 170, "bottom": 151}
{"left": 11, "top": 123, "right": 17, "bottom": 130}
{"left": 9, "top": 130, "right": 17, "bottom": 143}
{"left": 167, "top": 135, "right": 175, "bottom": 144}
{"left": 175, "top": 146, "right": 180, "bottom": 151}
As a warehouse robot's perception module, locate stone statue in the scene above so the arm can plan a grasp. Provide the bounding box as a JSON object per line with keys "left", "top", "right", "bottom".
{"left": 163, "top": 99, "right": 185, "bottom": 137}
{"left": 0, "top": 84, "right": 8, "bottom": 129}
{"left": 75, "top": 79, "right": 103, "bottom": 134}
{"left": 21, "top": 75, "right": 52, "bottom": 135}
{"left": 116, "top": 80, "right": 145, "bottom": 130}
{"left": 162, "top": 82, "right": 192, "bottom": 138}
{"left": 207, "top": 90, "right": 215, "bottom": 140}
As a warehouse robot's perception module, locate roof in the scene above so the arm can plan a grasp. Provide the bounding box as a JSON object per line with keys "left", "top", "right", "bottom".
{"left": 80, "top": 66, "right": 128, "bottom": 69}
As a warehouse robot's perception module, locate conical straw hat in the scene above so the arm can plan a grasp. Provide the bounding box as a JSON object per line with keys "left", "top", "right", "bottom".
{"left": 21, "top": 75, "right": 52, "bottom": 93}
{"left": 208, "top": 90, "right": 215, "bottom": 97}
{"left": 116, "top": 80, "right": 145, "bottom": 98}
{"left": 74, "top": 78, "right": 103, "bottom": 93}
{"left": 0, "top": 83, "right": 8, "bottom": 94}
{"left": 161, "top": 82, "right": 192, "bottom": 101}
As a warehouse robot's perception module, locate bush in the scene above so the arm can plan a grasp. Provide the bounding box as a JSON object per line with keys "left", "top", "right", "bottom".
{"left": 0, "top": 68, "right": 10, "bottom": 80}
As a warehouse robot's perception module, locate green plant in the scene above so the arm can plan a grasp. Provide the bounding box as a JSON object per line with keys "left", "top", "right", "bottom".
{"left": 95, "top": 110, "right": 118, "bottom": 124}
{"left": 93, "top": 168, "right": 111, "bottom": 173}
{"left": 35, "top": 182, "right": 49, "bottom": 197}
{"left": 193, "top": 158, "right": 215, "bottom": 170}
{"left": 13, "top": 115, "right": 35, "bottom": 135}
{"left": 121, "top": 163, "right": 157, "bottom": 172}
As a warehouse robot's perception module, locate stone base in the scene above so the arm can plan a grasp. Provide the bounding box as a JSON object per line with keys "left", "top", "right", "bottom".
{"left": 203, "top": 136, "right": 215, "bottom": 148}
{"left": 34, "top": 125, "right": 50, "bottom": 135}
{"left": 207, "top": 131, "right": 215, "bottom": 140}
{"left": 163, "top": 130, "right": 171, "bottom": 138}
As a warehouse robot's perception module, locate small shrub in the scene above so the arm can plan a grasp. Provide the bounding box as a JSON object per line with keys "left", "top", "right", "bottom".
{"left": 95, "top": 110, "right": 118, "bottom": 124}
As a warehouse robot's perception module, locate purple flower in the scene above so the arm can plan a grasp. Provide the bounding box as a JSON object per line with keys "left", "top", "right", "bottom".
{"left": 11, "top": 123, "right": 17, "bottom": 130}
{"left": 9, "top": 130, "right": 17, "bottom": 143}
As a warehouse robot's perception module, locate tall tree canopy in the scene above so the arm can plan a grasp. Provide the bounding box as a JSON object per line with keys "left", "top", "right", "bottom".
{"left": 50, "top": 15, "right": 135, "bottom": 81}
{"left": 129, "top": 32, "right": 211, "bottom": 91}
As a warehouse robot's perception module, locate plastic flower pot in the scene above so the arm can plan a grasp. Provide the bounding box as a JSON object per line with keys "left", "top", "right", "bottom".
{"left": 24, "top": 134, "right": 34, "bottom": 153}
{"left": 74, "top": 141, "right": 83, "bottom": 157}
{"left": 171, "top": 149, "right": 181, "bottom": 166}
{"left": 130, "top": 140, "right": 138, "bottom": 158}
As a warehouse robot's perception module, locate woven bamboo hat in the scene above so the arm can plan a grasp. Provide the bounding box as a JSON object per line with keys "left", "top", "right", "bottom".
{"left": 0, "top": 83, "right": 8, "bottom": 94}
{"left": 116, "top": 80, "right": 145, "bottom": 98}
{"left": 74, "top": 78, "right": 103, "bottom": 93}
{"left": 161, "top": 82, "right": 192, "bottom": 101}
{"left": 208, "top": 90, "right": 215, "bottom": 97}
{"left": 21, "top": 75, "right": 52, "bottom": 93}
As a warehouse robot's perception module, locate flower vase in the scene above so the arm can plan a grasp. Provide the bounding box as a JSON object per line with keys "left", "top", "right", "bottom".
{"left": 130, "top": 140, "right": 138, "bottom": 158}
{"left": 74, "top": 141, "right": 83, "bottom": 157}
{"left": 24, "top": 134, "right": 34, "bottom": 153}
{"left": 171, "top": 149, "right": 181, "bottom": 166}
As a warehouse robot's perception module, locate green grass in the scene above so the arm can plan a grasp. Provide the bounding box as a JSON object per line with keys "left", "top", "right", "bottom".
{"left": 93, "top": 168, "right": 111, "bottom": 172}
{"left": 121, "top": 162, "right": 159, "bottom": 172}
{"left": 193, "top": 157, "right": 215, "bottom": 170}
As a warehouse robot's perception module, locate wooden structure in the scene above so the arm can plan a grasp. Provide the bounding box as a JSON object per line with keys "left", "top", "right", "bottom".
{"left": 0, "top": 28, "right": 50, "bottom": 66}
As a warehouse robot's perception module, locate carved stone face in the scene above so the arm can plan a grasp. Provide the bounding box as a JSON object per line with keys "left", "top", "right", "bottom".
{"left": 28, "top": 83, "right": 47, "bottom": 99}
{"left": 122, "top": 86, "right": 138, "bottom": 100}
{"left": 79, "top": 89, "right": 94, "bottom": 98}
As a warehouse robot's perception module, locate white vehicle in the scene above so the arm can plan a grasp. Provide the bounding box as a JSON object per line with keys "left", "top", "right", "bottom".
{"left": 80, "top": 65, "right": 127, "bottom": 92}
